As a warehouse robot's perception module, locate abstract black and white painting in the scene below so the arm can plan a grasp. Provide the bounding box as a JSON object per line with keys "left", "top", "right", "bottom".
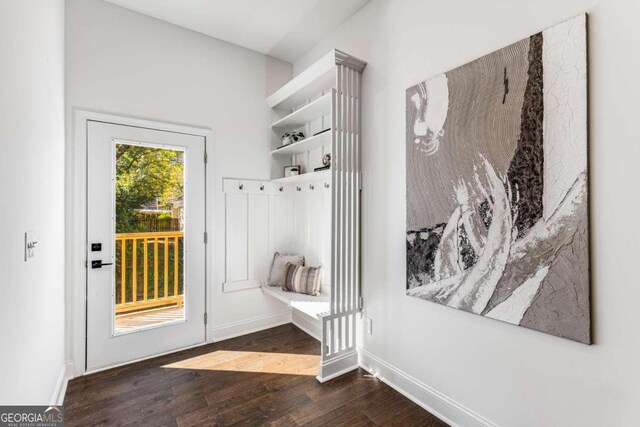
{"left": 405, "top": 15, "right": 590, "bottom": 343}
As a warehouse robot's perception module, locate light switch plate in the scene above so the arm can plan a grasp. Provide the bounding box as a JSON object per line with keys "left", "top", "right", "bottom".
{"left": 24, "top": 231, "right": 37, "bottom": 261}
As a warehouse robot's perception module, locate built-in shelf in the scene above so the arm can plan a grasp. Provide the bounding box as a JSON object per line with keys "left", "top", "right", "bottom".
{"left": 271, "top": 169, "right": 331, "bottom": 185}
{"left": 266, "top": 49, "right": 367, "bottom": 111}
{"left": 271, "top": 130, "right": 331, "bottom": 156}
{"left": 270, "top": 91, "right": 332, "bottom": 130}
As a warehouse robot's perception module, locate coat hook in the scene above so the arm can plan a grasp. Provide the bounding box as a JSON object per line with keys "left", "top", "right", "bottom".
{"left": 324, "top": 182, "right": 330, "bottom": 188}
{"left": 279, "top": 186, "right": 283, "bottom": 192}
{"left": 309, "top": 184, "right": 315, "bottom": 190}
{"left": 260, "top": 184, "right": 265, "bottom": 191}
{"left": 238, "top": 183, "right": 244, "bottom": 190}
{"left": 296, "top": 186, "right": 301, "bottom": 191}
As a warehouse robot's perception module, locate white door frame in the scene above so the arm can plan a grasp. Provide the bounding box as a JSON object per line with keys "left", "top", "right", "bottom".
{"left": 68, "top": 109, "right": 214, "bottom": 378}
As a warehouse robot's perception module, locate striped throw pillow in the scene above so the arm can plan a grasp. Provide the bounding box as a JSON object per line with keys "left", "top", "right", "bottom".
{"left": 282, "top": 262, "right": 322, "bottom": 296}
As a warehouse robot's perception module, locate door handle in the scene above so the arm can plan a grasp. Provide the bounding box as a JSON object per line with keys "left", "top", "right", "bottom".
{"left": 91, "top": 260, "right": 114, "bottom": 269}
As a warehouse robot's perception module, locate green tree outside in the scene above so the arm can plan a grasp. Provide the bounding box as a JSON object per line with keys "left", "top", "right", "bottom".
{"left": 115, "top": 144, "right": 184, "bottom": 233}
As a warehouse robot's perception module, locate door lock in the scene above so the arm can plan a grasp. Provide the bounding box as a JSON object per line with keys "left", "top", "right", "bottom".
{"left": 91, "top": 260, "right": 114, "bottom": 269}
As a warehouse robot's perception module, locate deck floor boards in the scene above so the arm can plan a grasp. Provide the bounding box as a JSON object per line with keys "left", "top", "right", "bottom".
{"left": 115, "top": 306, "right": 184, "bottom": 331}
{"left": 65, "top": 324, "right": 446, "bottom": 426}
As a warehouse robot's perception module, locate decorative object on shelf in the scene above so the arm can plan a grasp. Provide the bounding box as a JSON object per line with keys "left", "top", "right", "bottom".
{"left": 284, "top": 165, "right": 302, "bottom": 178}
{"left": 405, "top": 14, "right": 590, "bottom": 344}
{"left": 284, "top": 165, "right": 301, "bottom": 177}
{"left": 281, "top": 131, "right": 305, "bottom": 147}
{"left": 313, "top": 128, "right": 331, "bottom": 137}
{"left": 314, "top": 153, "right": 331, "bottom": 172}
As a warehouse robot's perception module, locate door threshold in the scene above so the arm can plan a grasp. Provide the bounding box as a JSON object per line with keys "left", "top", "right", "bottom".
{"left": 84, "top": 340, "right": 208, "bottom": 376}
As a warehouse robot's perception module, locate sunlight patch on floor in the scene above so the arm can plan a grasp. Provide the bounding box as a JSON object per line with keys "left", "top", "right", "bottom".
{"left": 163, "top": 350, "right": 320, "bottom": 376}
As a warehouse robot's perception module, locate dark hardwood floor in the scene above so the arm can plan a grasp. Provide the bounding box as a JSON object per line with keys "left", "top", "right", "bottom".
{"left": 65, "top": 324, "right": 446, "bottom": 426}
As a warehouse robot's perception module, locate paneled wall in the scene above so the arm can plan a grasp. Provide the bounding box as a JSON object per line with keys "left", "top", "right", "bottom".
{"left": 223, "top": 179, "right": 332, "bottom": 292}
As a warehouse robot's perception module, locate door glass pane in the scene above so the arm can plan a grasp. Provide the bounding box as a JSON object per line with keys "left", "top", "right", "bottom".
{"left": 114, "top": 142, "right": 185, "bottom": 333}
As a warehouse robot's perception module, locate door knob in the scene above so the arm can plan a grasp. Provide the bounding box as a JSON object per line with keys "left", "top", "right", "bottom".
{"left": 91, "top": 260, "right": 114, "bottom": 269}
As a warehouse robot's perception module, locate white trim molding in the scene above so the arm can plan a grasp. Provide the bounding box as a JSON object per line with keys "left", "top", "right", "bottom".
{"left": 223, "top": 279, "right": 262, "bottom": 293}
{"left": 358, "top": 348, "right": 496, "bottom": 427}
{"left": 211, "top": 310, "right": 292, "bottom": 342}
{"left": 51, "top": 363, "right": 70, "bottom": 406}
{"left": 317, "top": 349, "right": 359, "bottom": 383}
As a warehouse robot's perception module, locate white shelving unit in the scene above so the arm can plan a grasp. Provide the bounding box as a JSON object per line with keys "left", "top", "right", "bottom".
{"left": 271, "top": 130, "right": 331, "bottom": 155}
{"left": 269, "top": 51, "right": 368, "bottom": 183}
{"left": 270, "top": 91, "right": 332, "bottom": 130}
{"left": 267, "top": 50, "right": 341, "bottom": 110}
{"left": 263, "top": 49, "right": 367, "bottom": 383}
{"left": 271, "top": 169, "right": 331, "bottom": 185}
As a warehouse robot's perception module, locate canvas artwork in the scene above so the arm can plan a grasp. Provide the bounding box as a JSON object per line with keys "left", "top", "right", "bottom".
{"left": 405, "top": 15, "right": 590, "bottom": 343}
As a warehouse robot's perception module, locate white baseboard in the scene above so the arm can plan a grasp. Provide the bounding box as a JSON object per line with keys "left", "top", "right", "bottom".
{"left": 292, "top": 310, "right": 321, "bottom": 341}
{"left": 212, "top": 310, "right": 292, "bottom": 342}
{"left": 317, "top": 349, "right": 359, "bottom": 383}
{"left": 359, "top": 348, "right": 495, "bottom": 427}
{"left": 51, "top": 363, "right": 70, "bottom": 405}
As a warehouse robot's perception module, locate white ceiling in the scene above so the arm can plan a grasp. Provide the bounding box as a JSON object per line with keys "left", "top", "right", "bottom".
{"left": 104, "top": 0, "right": 371, "bottom": 63}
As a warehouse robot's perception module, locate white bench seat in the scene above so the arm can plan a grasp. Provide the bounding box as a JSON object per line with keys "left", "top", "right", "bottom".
{"left": 261, "top": 285, "right": 330, "bottom": 319}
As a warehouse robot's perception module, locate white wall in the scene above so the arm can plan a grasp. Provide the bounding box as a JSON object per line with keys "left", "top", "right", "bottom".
{"left": 65, "top": 0, "right": 292, "bottom": 368}
{"left": 295, "top": 0, "right": 640, "bottom": 425}
{"left": 0, "top": 0, "right": 66, "bottom": 404}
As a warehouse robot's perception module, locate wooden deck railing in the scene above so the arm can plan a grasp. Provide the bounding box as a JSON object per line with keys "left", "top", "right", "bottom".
{"left": 115, "top": 231, "right": 184, "bottom": 315}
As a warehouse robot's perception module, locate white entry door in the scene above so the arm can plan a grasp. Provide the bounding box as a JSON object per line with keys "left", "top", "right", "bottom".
{"left": 86, "top": 121, "right": 206, "bottom": 371}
